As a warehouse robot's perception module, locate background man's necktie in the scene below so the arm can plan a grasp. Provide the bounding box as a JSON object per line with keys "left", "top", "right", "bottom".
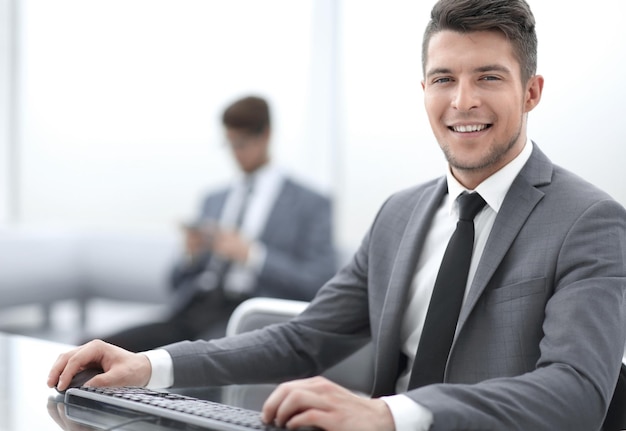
{"left": 200, "top": 177, "right": 255, "bottom": 289}
{"left": 408, "top": 191, "right": 486, "bottom": 389}
{"left": 171, "top": 178, "right": 254, "bottom": 314}
{"left": 233, "top": 177, "right": 254, "bottom": 229}
{"left": 209, "top": 177, "right": 254, "bottom": 285}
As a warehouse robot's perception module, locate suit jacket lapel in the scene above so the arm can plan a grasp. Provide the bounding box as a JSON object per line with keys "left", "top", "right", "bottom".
{"left": 373, "top": 178, "right": 448, "bottom": 396}
{"left": 457, "top": 143, "right": 553, "bottom": 328}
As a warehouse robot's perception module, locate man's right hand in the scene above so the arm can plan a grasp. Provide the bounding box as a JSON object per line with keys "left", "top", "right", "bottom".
{"left": 182, "top": 222, "right": 216, "bottom": 259}
{"left": 47, "top": 339, "right": 152, "bottom": 392}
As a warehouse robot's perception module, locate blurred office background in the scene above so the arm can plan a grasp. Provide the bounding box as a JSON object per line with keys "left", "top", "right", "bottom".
{"left": 1, "top": 0, "right": 625, "bottom": 341}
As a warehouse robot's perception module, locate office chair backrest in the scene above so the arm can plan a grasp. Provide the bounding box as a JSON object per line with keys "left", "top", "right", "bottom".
{"left": 226, "top": 297, "right": 375, "bottom": 394}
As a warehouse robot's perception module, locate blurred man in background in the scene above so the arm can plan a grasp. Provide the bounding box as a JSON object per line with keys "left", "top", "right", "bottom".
{"left": 97, "top": 95, "right": 337, "bottom": 352}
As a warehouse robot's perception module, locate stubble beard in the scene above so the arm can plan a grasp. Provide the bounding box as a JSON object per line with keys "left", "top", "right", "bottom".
{"left": 441, "top": 122, "right": 523, "bottom": 173}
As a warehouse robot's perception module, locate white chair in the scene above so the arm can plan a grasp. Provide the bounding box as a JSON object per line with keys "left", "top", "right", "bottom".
{"left": 222, "top": 297, "right": 374, "bottom": 410}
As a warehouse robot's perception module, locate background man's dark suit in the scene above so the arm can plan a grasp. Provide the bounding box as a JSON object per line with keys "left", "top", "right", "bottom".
{"left": 173, "top": 177, "right": 336, "bottom": 301}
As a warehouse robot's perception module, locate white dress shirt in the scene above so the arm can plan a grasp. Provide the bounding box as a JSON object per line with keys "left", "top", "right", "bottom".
{"left": 144, "top": 141, "right": 534, "bottom": 431}
{"left": 382, "top": 140, "right": 532, "bottom": 430}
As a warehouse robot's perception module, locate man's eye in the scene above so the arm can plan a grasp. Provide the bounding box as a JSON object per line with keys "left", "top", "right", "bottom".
{"left": 433, "top": 77, "right": 451, "bottom": 84}
{"left": 481, "top": 75, "right": 500, "bottom": 81}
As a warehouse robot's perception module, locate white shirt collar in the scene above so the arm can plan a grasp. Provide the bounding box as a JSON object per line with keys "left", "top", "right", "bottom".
{"left": 445, "top": 138, "right": 533, "bottom": 214}
{"left": 232, "top": 162, "right": 285, "bottom": 193}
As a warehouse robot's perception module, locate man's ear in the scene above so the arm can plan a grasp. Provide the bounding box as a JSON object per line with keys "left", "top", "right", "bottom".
{"left": 524, "top": 74, "right": 544, "bottom": 113}
{"left": 260, "top": 126, "right": 271, "bottom": 142}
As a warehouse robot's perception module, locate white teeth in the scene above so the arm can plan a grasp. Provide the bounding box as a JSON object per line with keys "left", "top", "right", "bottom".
{"left": 452, "top": 124, "right": 488, "bottom": 133}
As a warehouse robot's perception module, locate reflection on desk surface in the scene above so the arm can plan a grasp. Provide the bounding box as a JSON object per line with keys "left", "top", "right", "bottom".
{"left": 0, "top": 332, "right": 76, "bottom": 431}
{"left": 48, "top": 385, "right": 283, "bottom": 431}
{"left": 47, "top": 395, "right": 190, "bottom": 431}
{"left": 46, "top": 388, "right": 255, "bottom": 431}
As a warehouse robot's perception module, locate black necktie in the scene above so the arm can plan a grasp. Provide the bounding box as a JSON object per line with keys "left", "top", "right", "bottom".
{"left": 408, "top": 191, "right": 486, "bottom": 389}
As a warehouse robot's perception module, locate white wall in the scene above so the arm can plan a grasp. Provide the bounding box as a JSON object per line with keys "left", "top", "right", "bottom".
{"left": 338, "top": 1, "right": 436, "bottom": 248}
{"left": 529, "top": 1, "right": 626, "bottom": 202}
{"left": 3, "top": 0, "right": 626, "bottom": 254}
{"left": 0, "top": 0, "right": 14, "bottom": 225}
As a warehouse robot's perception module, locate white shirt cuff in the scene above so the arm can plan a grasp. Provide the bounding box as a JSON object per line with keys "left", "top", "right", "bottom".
{"left": 142, "top": 349, "right": 174, "bottom": 389}
{"left": 245, "top": 241, "right": 267, "bottom": 272}
{"left": 381, "top": 394, "right": 434, "bottom": 431}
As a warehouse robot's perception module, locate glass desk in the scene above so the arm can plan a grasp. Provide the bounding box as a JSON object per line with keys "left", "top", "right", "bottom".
{"left": 0, "top": 332, "right": 277, "bottom": 431}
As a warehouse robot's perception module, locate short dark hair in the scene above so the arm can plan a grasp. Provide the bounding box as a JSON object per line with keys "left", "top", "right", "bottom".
{"left": 422, "top": 0, "right": 537, "bottom": 83}
{"left": 222, "top": 96, "right": 270, "bottom": 135}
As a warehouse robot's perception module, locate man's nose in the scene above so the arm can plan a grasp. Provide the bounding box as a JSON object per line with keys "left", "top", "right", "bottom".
{"left": 451, "top": 80, "right": 480, "bottom": 111}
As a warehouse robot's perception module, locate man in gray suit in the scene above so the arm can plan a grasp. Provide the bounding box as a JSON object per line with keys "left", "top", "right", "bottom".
{"left": 50, "top": 1, "right": 626, "bottom": 430}
{"left": 96, "top": 95, "right": 337, "bottom": 352}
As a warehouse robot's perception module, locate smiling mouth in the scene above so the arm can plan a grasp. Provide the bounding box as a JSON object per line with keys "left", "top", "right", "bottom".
{"left": 449, "top": 124, "right": 492, "bottom": 133}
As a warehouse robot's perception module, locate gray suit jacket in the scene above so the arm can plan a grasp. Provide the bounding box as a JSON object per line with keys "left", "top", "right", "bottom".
{"left": 165, "top": 144, "right": 626, "bottom": 430}
{"left": 172, "top": 177, "right": 337, "bottom": 302}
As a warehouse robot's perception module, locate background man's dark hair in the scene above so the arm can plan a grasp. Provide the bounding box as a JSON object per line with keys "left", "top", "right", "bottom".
{"left": 422, "top": 0, "right": 537, "bottom": 84}
{"left": 222, "top": 96, "right": 271, "bottom": 135}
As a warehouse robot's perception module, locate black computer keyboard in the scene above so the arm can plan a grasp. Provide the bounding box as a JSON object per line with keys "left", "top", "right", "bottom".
{"left": 64, "top": 386, "right": 318, "bottom": 431}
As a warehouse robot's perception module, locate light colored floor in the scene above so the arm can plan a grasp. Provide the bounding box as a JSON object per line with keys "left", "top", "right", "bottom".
{"left": 0, "top": 300, "right": 166, "bottom": 345}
